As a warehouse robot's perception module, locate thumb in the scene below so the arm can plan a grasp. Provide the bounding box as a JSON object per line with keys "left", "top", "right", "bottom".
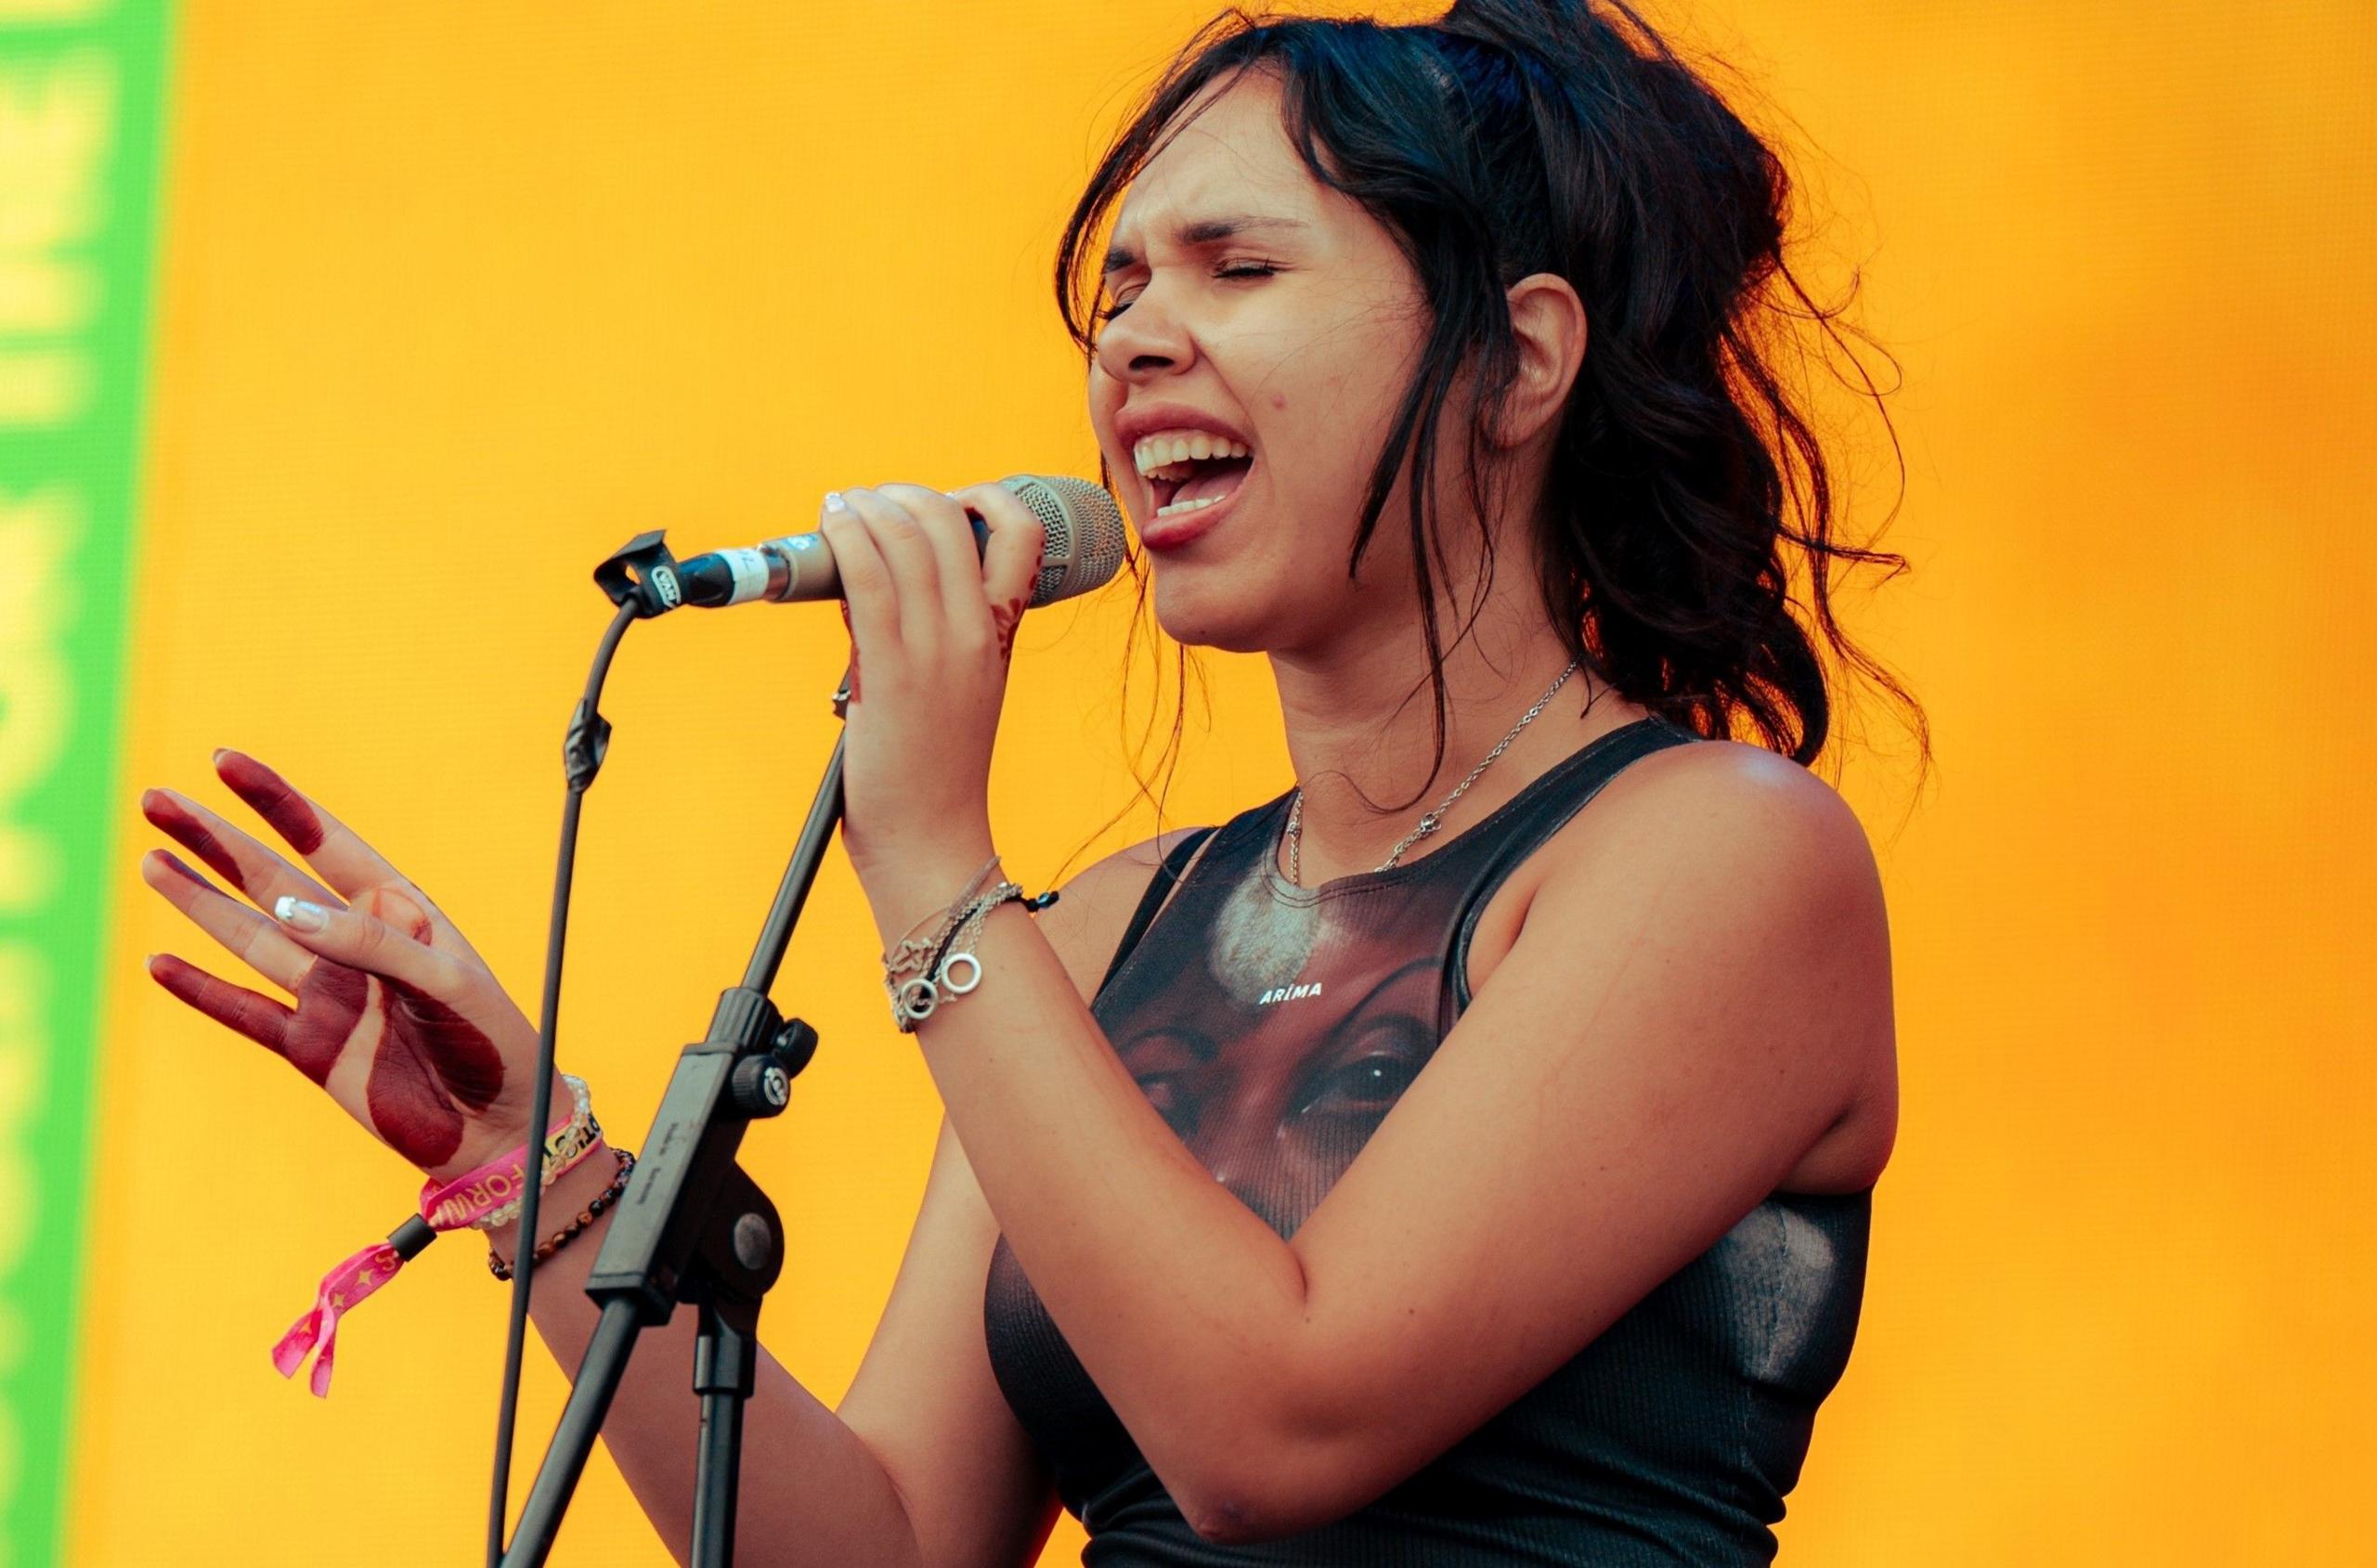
{"left": 352, "top": 884, "right": 435, "bottom": 944}
{"left": 269, "top": 893, "right": 451, "bottom": 994}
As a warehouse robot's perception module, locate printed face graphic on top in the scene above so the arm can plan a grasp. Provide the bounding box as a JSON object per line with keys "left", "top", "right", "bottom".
{"left": 1085, "top": 816, "right": 1472, "bottom": 1239}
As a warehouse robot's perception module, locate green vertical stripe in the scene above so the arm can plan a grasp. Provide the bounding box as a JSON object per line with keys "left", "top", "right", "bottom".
{"left": 0, "top": 1, "right": 174, "bottom": 1562}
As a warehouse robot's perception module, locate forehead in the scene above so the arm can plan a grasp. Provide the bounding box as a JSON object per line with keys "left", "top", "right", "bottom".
{"left": 1110, "top": 72, "right": 1313, "bottom": 239}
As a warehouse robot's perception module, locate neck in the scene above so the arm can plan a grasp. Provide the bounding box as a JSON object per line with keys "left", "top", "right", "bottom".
{"left": 1266, "top": 594, "right": 1643, "bottom": 885}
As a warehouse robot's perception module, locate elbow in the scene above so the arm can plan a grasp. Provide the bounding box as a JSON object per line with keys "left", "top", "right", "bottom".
{"left": 1179, "top": 1458, "right": 1357, "bottom": 1547}
{"left": 1168, "top": 1435, "right": 1290, "bottom": 1545}
{"left": 1175, "top": 1319, "right": 1369, "bottom": 1543}
{"left": 1176, "top": 1422, "right": 1367, "bottom": 1545}
{"left": 1182, "top": 1468, "right": 1320, "bottom": 1548}
{"left": 1182, "top": 1492, "right": 1275, "bottom": 1548}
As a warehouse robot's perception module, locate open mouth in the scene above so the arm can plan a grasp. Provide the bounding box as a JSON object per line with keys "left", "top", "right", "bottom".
{"left": 1141, "top": 447, "right": 1254, "bottom": 519}
{"left": 1150, "top": 455, "right": 1253, "bottom": 516}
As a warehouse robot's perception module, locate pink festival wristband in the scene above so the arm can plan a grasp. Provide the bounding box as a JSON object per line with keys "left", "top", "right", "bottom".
{"left": 273, "top": 1075, "right": 600, "bottom": 1396}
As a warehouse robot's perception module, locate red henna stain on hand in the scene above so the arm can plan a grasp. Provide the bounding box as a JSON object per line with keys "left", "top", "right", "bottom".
{"left": 991, "top": 594, "right": 1026, "bottom": 662}
{"left": 149, "top": 952, "right": 302, "bottom": 1052}
{"left": 363, "top": 1024, "right": 470, "bottom": 1169}
{"left": 380, "top": 978, "right": 506, "bottom": 1114}
{"left": 215, "top": 750, "right": 328, "bottom": 854}
{"left": 150, "top": 879, "right": 507, "bottom": 1173}
{"left": 147, "top": 947, "right": 365, "bottom": 1089}
{"left": 282, "top": 961, "right": 370, "bottom": 1085}
{"left": 357, "top": 888, "right": 500, "bottom": 1160}
{"left": 141, "top": 790, "right": 248, "bottom": 890}
{"left": 272, "top": 948, "right": 482, "bottom": 1170}
{"left": 838, "top": 601, "right": 863, "bottom": 701}
{"left": 150, "top": 848, "right": 214, "bottom": 891}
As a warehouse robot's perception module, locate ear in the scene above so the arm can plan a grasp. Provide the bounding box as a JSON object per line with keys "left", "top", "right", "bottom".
{"left": 1488, "top": 272, "right": 1587, "bottom": 451}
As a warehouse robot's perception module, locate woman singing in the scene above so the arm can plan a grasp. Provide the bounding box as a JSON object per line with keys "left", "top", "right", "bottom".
{"left": 137, "top": 1, "right": 1917, "bottom": 1561}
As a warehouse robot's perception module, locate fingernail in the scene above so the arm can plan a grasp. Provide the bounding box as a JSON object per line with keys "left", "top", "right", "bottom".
{"left": 212, "top": 747, "right": 231, "bottom": 766}
{"left": 273, "top": 896, "right": 331, "bottom": 931}
{"left": 824, "top": 490, "right": 849, "bottom": 513}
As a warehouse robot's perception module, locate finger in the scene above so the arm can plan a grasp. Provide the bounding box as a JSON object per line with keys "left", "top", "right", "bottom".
{"left": 266, "top": 892, "right": 455, "bottom": 994}
{"left": 875, "top": 482, "right": 996, "bottom": 635}
{"left": 838, "top": 486, "right": 945, "bottom": 652}
{"left": 213, "top": 749, "right": 424, "bottom": 905}
{"left": 836, "top": 602, "right": 864, "bottom": 706}
{"left": 141, "top": 848, "right": 312, "bottom": 992}
{"left": 948, "top": 481, "right": 1049, "bottom": 662}
{"left": 146, "top": 952, "right": 296, "bottom": 1052}
{"left": 821, "top": 491, "right": 902, "bottom": 658}
{"left": 141, "top": 785, "right": 339, "bottom": 914}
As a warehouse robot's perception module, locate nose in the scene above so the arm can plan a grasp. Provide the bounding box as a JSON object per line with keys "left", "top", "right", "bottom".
{"left": 1189, "top": 1085, "right": 1282, "bottom": 1204}
{"left": 1093, "top": 283, "right": 1195, "bottom": 384}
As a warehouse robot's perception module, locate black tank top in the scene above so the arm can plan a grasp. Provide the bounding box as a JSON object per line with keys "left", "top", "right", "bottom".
{"left": 983, "top": 716, "right": 1873, "bottom": 1563}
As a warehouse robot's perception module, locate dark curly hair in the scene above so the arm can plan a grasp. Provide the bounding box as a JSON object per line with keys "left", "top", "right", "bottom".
{"left": 1056, "top": 0, "right": 1929, "bottom": 851}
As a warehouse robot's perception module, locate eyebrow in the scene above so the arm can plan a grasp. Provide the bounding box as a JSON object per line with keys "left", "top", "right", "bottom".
{"left": 1100, "top": 215, "right": 1310, "bottom": 277}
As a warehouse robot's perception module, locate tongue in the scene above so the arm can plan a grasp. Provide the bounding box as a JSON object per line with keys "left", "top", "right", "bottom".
{"left": 1173, "top": 455, "right": 1251, "bottom": 507}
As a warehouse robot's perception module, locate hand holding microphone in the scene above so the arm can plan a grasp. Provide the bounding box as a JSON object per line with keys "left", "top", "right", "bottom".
{"left": 728, "top": 478, "right": 1117, "bottom": 933}
{"left": 676, "top": 473, "right": 1126, "bottom": 611}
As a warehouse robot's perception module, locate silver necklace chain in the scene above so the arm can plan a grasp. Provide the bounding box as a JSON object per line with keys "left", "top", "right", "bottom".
{"left": 1283, "top": 658, "right": 1581, "bottom": 886}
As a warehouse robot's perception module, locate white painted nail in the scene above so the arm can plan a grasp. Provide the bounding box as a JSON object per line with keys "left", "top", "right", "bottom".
{"left": 823, "top": 490, "right": 849, "bottom": 513}
{"left": 274, "top": 896, "right": 330, "bottom": 931}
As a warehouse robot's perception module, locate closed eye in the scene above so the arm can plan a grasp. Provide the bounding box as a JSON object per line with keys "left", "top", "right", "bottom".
{"left": 1098, "top": 262, "right": 1279, "bottom": 322}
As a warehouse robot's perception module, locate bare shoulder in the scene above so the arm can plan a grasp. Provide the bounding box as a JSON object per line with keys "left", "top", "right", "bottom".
{"left": 1595, "top": 736, "right": 1885, "bottom": 890}
{"left": 1533, "top": 736, "right": 1896, "bottom": 1189}
{"left": 1033, "top": 825, "right": 1215, "bottom": 1000}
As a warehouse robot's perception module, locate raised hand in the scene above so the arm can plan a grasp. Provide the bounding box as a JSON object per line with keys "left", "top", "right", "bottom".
{"left": 819, "top": 481, "right": 1044, "bottom": 937}
{"left": 139, "top": 750, "right": 555, "bottom": 1180}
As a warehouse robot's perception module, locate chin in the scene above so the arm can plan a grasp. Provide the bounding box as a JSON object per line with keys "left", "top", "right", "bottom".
{"left": 1149, "top": 568, "right": 1280, "bottom": 654}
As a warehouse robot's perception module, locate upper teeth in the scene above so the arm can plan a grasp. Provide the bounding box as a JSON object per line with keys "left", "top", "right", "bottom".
{"left": 1132, "top": 429, "right": 1252, "bottom": 478}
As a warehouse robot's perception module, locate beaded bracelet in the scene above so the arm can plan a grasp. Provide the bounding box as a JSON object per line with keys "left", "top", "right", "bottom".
{"left": 487, "top": 1147, "right": 637, "bottom": 1281}
{"left": 438, "top": 1072, "right": 602, "bottom": 1233}
{"left": 273, "top": 1080, "right": 604, "bottom": 1397}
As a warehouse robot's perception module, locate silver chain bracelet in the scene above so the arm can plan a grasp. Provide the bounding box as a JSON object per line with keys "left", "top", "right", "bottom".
{"left": 880, "top": 868, "right": 1059, "bottom": 1033}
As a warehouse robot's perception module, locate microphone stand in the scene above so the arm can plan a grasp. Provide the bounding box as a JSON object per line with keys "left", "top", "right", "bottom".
{"left": 499, "top": 530, "right": 851, "bottom": 1568}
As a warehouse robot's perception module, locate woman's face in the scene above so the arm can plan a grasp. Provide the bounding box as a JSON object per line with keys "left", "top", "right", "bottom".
{"left": 1087, "top": 71, "right": 1448, "bottom": 656}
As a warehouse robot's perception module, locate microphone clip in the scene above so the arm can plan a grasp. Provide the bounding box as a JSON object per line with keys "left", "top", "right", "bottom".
{"left": 593, "top": 529, "right": 687, "bottom": 618}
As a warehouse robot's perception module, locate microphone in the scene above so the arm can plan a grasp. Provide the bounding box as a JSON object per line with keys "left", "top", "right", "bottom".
{"left": 673, "top": 474, "right": 1128, "bottom": 610}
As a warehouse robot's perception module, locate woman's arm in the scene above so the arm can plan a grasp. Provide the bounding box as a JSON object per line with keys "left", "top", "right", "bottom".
{"left": 475, "top": 829, "right": 1214, "bottom": 1567}
{"left": 871, "top": 742, "right": 1886, "bottom": 1545}
{"left": 482, "top": 1152, "right": 931, "bottom": 1568}
{"left": 820, "top": 481, "right": 1887, "bottom": 1545}
{"left": 486, "top": 1109, "right": 1075, "bottom": 1568}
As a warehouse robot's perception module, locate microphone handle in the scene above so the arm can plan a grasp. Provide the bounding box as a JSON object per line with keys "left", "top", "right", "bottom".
{"left": 676, "top": 512, "right": 991, "bottom": 608}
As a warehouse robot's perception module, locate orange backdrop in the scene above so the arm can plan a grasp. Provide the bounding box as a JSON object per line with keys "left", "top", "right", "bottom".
{"left": 71, "top": 1, "right": 2372, "bottom": 1562}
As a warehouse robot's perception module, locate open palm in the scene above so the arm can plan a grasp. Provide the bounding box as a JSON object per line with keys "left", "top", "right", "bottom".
{"left": 139, "top": 749, "right": 555, "bottom": 1179}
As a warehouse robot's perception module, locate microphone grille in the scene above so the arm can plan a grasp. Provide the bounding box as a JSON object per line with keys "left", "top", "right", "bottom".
{"left": 999, "top": 474, "right": 1128, "bottom": 606}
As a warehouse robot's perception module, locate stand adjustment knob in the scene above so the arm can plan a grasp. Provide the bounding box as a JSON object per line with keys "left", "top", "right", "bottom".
{"left": 772, "top": 1017, "right": 818, "bottom": 1076}
{"left": 728, "top": 1054, "right": 792, "bottom": 1117}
